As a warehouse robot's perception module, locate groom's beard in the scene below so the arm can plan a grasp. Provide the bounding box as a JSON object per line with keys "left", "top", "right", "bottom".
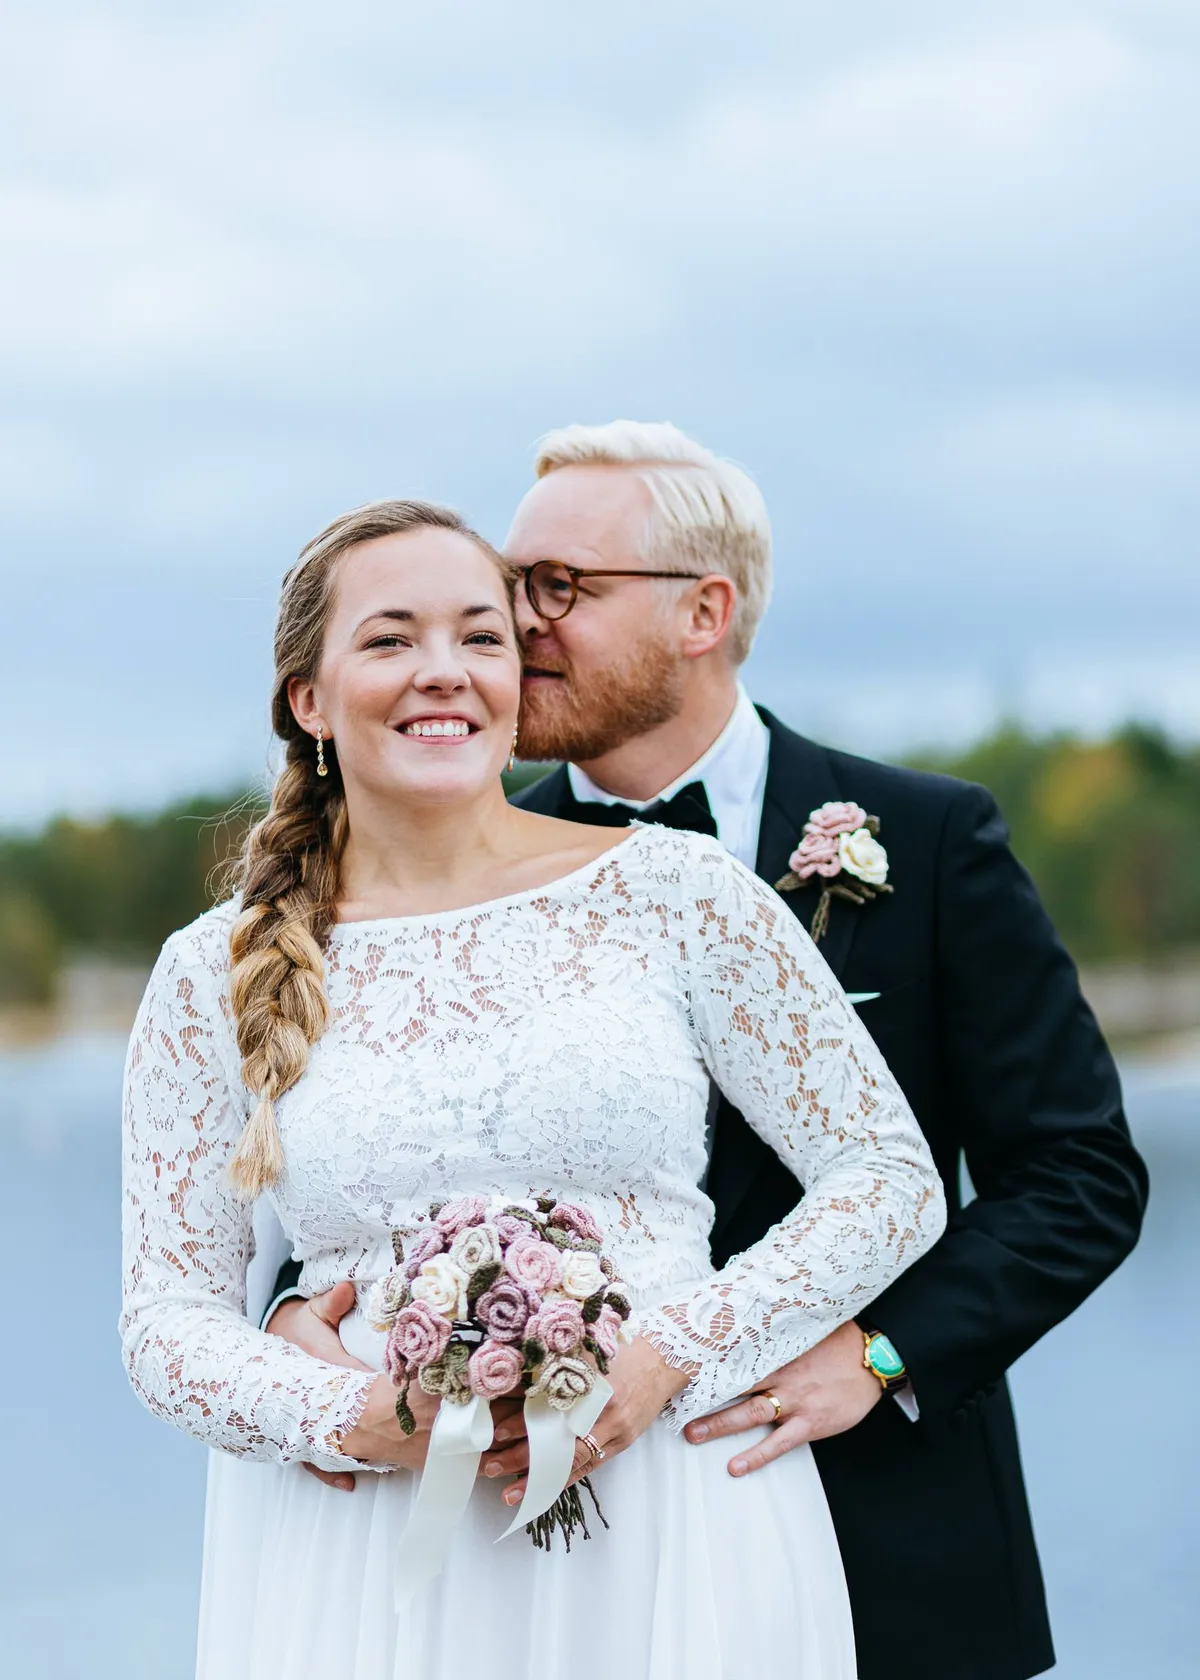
{"left": 518, "top": 633, "right": 687, "bottom": 764}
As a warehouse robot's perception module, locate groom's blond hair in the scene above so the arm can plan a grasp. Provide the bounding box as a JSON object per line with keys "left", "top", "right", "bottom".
{"left": 533, "top": 420, "right": 772, "bottom": 665}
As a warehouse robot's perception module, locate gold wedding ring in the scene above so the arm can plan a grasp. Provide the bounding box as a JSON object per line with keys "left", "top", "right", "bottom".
{"left": 581, "top": 1431, "right": 606, "bottom": 1463}
{"left": 763, "top": 1390, "right": 783, "bottom": 1424}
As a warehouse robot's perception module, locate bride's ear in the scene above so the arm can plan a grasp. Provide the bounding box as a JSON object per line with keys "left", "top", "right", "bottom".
{"left": 287, "top": 675, "right": 322, "bottom": 737}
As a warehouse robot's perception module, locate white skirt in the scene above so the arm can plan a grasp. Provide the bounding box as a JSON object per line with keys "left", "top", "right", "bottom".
{"left": 196, "top": 1416, "right": 855, "bottom": 1680}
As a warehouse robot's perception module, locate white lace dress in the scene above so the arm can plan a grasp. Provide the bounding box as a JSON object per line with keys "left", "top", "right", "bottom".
{"left": 121, "top": 826, "right": 945, "bottom": 1680}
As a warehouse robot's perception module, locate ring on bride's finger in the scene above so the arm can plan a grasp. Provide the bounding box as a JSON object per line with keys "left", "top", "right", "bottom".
{"left": 762, "top": 1390, "right": 783, "bottom": 1425}
{"left": 582, "top": 1431, "right": 606, "bottom": 1462}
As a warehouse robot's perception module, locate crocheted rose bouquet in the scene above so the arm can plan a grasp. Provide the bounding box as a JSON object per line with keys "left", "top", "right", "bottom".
{"left": 367, "top": 1192, "right": 631, "bottom": 1554}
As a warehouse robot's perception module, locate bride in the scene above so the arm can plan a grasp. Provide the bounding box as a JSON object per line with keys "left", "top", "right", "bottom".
{"left": 121, "top": 498, "right": 945, "bottom": 1680}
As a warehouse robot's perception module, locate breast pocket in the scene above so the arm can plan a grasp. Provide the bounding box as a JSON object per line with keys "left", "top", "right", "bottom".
{"left": 846, "top": 979, "right": 926, "bottom": 1092}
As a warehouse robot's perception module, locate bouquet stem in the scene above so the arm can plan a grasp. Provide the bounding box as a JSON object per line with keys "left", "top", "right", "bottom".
{"left": 525, "top": 1477, "right": 609, "bottom": 1553}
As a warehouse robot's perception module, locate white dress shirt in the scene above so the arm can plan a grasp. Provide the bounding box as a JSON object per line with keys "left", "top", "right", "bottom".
{"left": 567, "top": 684, "right": 770, "bottom": 869}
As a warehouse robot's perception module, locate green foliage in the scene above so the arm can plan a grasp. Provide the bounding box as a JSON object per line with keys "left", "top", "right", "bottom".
{"left": 2, "top": 731, "right": 1197, "bottom": 1007}
{"left": 907, "top": 723, "right": 1200, "bottom": 963}
{"left": 0, "top": 889, "right": 61, "bottom": 1006}
{"left": 0, "top": 791, "right": 263, "bottom": 1003}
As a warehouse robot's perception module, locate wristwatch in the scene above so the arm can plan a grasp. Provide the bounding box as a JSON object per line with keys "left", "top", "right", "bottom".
{"left": 859, "top": 1323, "right": 908, "bottom": 1393}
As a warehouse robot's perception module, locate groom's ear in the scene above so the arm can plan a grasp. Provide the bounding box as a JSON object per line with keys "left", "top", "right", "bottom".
{"left": 681, "top": 574, "right": 737, "bottom": 661}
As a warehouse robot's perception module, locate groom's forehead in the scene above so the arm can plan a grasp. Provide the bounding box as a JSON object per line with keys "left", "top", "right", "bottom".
{"left": 505, "top": 465, "right": 653, "bottom": 559}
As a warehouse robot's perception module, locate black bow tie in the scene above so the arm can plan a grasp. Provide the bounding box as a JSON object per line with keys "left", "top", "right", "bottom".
{"left": 570, "top": 780, "right": 718, "bottom": 838}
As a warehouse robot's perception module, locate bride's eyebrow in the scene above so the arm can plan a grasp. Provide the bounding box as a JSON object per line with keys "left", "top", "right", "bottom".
{"left": 354, "top": 604, "right": 506, "bottom": 632}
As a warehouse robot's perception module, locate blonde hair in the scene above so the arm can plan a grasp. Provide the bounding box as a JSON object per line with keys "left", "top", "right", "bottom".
{"left": 534, "top": 420, "right": 772, "bottom": 664}
{"left": 227, "top": 498, "right": 512, "bottom": 1197}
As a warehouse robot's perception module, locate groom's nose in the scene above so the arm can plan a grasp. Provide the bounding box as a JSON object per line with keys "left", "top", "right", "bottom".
{"left": 514, "top": 577, "right": 550, "bottom": 643}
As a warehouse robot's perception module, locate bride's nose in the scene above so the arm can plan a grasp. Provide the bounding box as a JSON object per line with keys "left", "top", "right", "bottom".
{"left": 411, "top": 643, "right": 471, "bottom": 694}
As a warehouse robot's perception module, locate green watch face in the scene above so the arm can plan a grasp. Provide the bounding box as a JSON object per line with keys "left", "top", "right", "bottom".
{"left": 867, "top": 1334, "right": 905, "bottom": 1379}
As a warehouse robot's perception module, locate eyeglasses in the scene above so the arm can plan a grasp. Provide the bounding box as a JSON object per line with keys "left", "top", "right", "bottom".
{"left": 518, "top": 559, "right": 706, "bottom": 621}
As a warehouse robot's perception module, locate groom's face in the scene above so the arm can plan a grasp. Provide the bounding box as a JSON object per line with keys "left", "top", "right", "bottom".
{"left": 506, "top": 466, "right": 687, "bottom": 763}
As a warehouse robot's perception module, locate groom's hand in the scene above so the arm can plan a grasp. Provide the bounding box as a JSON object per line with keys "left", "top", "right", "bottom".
{"left": 682, "top": 1321, "right": 883, "bottom": 1476}
{"left": 267, "top": 1282, "right": 369, "bottom": 1492}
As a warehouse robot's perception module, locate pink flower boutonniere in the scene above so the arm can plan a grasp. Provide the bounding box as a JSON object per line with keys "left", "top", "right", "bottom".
{"left": 775, "top": 800, "right": 893, "bottom": 942}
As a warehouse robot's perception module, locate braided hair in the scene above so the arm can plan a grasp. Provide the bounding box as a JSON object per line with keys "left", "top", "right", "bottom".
{"left": 227, "top": 499, "right": 513, "bottom": 1197}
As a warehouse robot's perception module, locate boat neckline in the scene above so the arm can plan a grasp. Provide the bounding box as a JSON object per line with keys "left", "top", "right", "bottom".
{"left": 328, "top": 823, "right": 648, "bottom": 936}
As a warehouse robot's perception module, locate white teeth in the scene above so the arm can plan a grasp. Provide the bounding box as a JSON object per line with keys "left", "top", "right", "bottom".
{"left": 402, "top": 720, "right": 471, "bottom": 738}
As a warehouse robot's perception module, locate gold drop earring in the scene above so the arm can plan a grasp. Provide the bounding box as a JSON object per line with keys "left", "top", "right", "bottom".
{"left": 507, "top": 727, "right": 519, "bottom": 774}
{"left": 316, "top": 725, "right": 328, "bottom": 778}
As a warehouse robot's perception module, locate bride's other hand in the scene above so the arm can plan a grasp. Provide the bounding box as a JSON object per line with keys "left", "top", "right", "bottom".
{"left": 485, "top": 1336, "right": 691, "bottom": 1504}
{"left": 681, "top": 1321, "right": 883, "bottom": 1475}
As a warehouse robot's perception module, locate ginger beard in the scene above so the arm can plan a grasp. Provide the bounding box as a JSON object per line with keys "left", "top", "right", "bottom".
{"left": 517, "top": 624, "right": 687, "bottom": 764}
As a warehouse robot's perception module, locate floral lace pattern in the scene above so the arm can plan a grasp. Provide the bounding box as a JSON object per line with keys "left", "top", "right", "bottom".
{"left": 120, "top": 826, "right": 944, "bottom": 1459}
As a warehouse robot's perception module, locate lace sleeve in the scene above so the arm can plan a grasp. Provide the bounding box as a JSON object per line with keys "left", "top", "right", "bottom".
{"left": 638, "top": 849, "right": 946, "bottom": 1427}
{"left": 119, "top": 921, "right": 377, "bottom": 1470}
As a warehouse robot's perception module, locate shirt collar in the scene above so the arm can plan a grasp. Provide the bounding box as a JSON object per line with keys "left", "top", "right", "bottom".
{"left": 566, "top": 684, "right": 765, "bottom": 814}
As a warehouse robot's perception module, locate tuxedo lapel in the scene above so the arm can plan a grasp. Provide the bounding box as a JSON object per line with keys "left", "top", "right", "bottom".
{"left": 754, "top": 709, "right": 860, "bottom": 980}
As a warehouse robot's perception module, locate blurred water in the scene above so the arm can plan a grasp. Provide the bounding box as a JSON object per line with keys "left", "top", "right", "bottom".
{"left": 0, "top": 1035, "right": 1195, "bottom": 1679}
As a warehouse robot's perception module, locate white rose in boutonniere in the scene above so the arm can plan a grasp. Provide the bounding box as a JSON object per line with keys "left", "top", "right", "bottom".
{"left": 775, "top": 800, "right": 894, "bottom": 941}
{"left": 838, "top": 828, "right": 888, "bottom": 887}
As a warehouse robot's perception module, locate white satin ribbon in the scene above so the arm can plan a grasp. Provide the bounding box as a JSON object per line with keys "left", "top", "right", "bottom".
{"left": 495, "top": 1374, "right": 613, "bottom": 1542}
{"left": 393, "top": 1392, "right": 494, "bottom": 1606}
{"left": 392, "top": 1373, "right": 615, "bottom": 1601}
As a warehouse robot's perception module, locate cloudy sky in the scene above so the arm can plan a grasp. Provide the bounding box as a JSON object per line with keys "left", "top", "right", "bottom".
{"left": 4, "top": 0, "right": 1198, "bottom": 826}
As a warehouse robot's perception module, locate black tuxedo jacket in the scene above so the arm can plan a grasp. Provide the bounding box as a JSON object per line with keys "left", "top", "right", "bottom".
{"left": 512, "top": 709, "right": 1148, "bottom": 1680}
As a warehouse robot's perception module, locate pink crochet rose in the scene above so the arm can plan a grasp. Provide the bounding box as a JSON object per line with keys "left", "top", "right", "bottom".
{"left": 389, "top": 1300, "right": 453, "bottom": 1368}
{"left": 525, "top": 1297, "right": 586, "bottom": 1355}
{"left": 383, "top": 1330, "right": 410, "bottom": 1386}
{"left": 591, "top": 1302, "right": 622, "bottom": 1361}
{"left": 494, "top": 1213, "right": 534, "bottom": 1245}
{"left": 434, "top": 1195, "right": 488, "bottom": 1238}
{"left": 548, "top": 1201, "right": 603, "bottom": 1243}
{"left": 805, "top": 801, "right": 867, "bottom": 835}
{"left": 787, "top": 829, "right": 841, "bottom": 882}
{"left": 504, "top": 1235, "right": 562, "bottom": 1294}
{"left": 403, "top": 1227, "right": 447, "bottom": 1278}
{"left": 475, "top": 1277, "right": 531, "bottom": 1343}
{"left": 467, "top": 1339, "right": 524, "bottom": 1399}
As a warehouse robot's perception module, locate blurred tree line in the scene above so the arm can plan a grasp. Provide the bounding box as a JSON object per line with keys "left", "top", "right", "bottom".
{"left": 2, "top": 728, "right": 1198, "bottom": 1008}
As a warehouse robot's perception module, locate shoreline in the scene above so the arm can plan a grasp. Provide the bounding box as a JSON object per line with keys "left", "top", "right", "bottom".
{"left": 4, "top": 958, "right": 1200, "bottom": 1067}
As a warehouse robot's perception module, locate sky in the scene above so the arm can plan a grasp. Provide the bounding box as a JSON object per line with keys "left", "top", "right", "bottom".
{"left": 3, "top": 0, "right": 1199, "bottom": 827}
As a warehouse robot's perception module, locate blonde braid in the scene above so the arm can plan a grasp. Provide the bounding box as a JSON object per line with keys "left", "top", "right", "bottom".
{"left": 227, "top": 752, "right": 346, "bottom": 1196}
{"left": 225, "top": 497, "right": 510, "bottom": 1197}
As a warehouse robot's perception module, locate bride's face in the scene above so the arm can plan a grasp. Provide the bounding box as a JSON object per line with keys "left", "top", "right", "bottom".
{"left": 290, "top": 528, "right": 520, "bottom": 807}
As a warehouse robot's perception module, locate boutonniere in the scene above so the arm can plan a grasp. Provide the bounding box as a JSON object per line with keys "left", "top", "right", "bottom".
{"left": 775, "top": 800, "right": 893, "bottom": 942}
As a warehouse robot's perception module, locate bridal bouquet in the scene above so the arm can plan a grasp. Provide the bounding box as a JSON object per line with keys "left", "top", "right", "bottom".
{"left": 367, "top": 1192, "right": 630, "bottom": 1591}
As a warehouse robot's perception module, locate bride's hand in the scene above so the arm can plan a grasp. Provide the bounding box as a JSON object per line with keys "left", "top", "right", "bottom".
{"left": 338, "top": 1383, "right": 528, "bottom": 1471}
{"left": 337, "top": 1374, "right": 444, "bottom": 1469}
{"left": 482, "top": 1336, "right": 691, "bottom": 1505}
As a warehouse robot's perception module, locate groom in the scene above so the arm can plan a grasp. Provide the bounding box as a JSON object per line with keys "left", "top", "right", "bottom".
{"left": 267, "top": 421, "right": 1147, "bottom": 1680}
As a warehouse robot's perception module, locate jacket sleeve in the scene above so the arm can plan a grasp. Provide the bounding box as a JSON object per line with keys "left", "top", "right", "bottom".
{"left": 866, "top": 782, "right": 1149, "bottom": 1425}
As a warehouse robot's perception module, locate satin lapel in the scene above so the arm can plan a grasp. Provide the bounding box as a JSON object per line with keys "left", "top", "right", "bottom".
{"left": 754, "top": 709, "right": 859, "bottom": 979}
